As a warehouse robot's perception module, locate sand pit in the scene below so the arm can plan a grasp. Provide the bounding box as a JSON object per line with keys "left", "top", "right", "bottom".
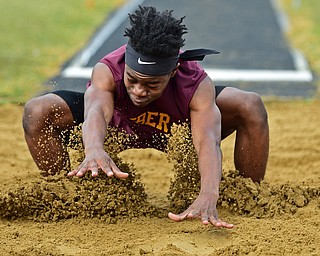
{"left": 0, "top": 100, "right": 319, "bottom": 255}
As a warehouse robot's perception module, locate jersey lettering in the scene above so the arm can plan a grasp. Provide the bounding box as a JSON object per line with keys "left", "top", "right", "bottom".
{"left": 130, "top": 111, "right": 170, "bottom": 133}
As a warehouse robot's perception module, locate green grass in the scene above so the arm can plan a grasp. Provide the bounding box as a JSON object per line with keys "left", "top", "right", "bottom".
{"left": 0, "top": 0, "right": 124, "bottom": 104}
{"left": 279, "top": 0, "right": 320, "bottom": 76}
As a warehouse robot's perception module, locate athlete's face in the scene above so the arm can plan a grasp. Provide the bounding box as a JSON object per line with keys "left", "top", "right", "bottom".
{"left": 124, "top": 64, "right": 177, "bottom": 107}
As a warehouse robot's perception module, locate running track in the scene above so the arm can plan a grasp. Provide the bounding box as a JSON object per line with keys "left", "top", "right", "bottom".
{"left": 47, "top": 0, "right": 316, "bottom": 98}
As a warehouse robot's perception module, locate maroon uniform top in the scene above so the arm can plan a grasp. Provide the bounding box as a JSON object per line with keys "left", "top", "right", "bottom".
{"left": 88, "top": 45, "right": 207, "bottom": 150}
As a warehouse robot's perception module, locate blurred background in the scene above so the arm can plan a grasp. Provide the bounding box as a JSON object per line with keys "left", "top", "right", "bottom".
{"left": 0, "top": 0, "right": 319, "bottom": 104}
{"left": 0, "top": 0, "right": 125, "bottom": 104}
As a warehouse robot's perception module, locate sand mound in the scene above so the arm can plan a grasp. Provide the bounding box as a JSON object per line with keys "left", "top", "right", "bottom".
{"left": 219, "top": 170, "right": 320, "bottom": 218}
{"left": 0, "top": 126, "right": 162, "bottom": 222}
{"left": 166, "top": 123, "right": 320, "bottom": 218}
{"left": 0, "top": 156, "right": 159, "bottom": 222}
{"left": 1, "top": 123, "right": 318, "bottom": 222}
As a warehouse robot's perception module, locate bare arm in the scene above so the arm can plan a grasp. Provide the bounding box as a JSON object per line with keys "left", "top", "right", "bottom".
{"left": 68, "top": 63, "right": 128, "bottom": 178}
{"left": 82, "top": 63, "right": 115, "bottom": 155}
{"left": 191, "top": 76, "right": 222, "bottom": 200}
{"left": 168, "top": 76, "right": 234, "bottom": 228}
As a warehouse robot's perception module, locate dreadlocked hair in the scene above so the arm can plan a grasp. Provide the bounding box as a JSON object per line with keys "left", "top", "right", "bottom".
{"left": 124, "top": 6, "right": 188, "bottom": 57}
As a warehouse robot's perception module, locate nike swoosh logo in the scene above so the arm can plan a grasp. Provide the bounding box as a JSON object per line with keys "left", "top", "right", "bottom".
{"left": 138, "top": 58, "right": 156, "bottom": 65}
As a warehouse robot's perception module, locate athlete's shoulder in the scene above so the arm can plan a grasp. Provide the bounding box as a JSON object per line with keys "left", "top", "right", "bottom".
{"left": 174, "top": 60, "right": 207, "bottom": 86}
{"left": 100, "top": 45, "right": 126, "bottom": 63}
{"left": 98, "top": 45, "right": 126, "bottom": 83}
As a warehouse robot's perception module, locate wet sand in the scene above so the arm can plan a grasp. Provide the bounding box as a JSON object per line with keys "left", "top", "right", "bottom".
{"left": 0, "top": 100, "right": 319, "bottom": 255}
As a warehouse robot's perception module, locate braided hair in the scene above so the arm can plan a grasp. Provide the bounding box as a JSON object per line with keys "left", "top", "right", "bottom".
{"left": 124, "top": 6, "right": 188, "bottom": 57}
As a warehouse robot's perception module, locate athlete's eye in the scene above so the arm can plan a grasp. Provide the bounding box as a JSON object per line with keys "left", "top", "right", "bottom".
{"left": 147, "top": 85, "right": 159, "bottom": 90}
{"left": 142, "top": 81, "right": 160, "bottom": 89}
{"left": 127, "top": 78, "right": 137, "bottom": 84}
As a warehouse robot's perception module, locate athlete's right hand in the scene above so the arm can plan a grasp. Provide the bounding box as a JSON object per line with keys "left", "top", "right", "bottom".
{"left": 67, "top": 149, "right": 128, "bottom": 178}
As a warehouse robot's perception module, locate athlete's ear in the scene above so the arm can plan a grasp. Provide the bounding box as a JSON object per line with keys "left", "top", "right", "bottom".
{"left": 170, "top": 63, "right": 180, "bottom": 78}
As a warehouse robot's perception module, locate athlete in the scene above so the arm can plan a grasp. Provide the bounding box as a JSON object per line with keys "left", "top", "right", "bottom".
{"left": 23, "top": 6, "right": 269, "bottom": 228}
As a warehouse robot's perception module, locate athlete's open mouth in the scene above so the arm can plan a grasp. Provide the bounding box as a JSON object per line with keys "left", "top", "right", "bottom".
{"left": 131, "top": 97, "right": 149, "bottom": 106}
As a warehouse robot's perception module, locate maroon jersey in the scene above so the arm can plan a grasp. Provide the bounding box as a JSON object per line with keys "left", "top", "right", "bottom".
{"left": 89, "top": 45, "right": 207, "bottom": 150}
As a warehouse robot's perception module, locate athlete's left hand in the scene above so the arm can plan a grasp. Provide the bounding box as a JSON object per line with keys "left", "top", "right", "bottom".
{"left": 168, "top": 191, "right": 234, "bottom": 228}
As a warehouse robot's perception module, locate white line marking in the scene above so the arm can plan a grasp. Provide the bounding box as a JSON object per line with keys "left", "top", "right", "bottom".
{"left": 270, "top": 0, "right": 290, "bottom": 33}
{"left": 62, "top": 66, "right": 313, "bottom": 82}
{"left": 70, "top": 0, "right": 146, "bottom": 67}
{"left": 206, "top": 69, "right": 312, "bottom": 82}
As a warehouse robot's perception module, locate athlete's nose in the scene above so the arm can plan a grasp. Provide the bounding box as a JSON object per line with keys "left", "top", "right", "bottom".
{"left": 132, "top": 84, "right": 147, "bottom": 97}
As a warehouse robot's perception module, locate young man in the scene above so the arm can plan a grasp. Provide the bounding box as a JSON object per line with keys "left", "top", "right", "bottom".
{"left": 23, "top": 6, "right": 269, "bottom": 228}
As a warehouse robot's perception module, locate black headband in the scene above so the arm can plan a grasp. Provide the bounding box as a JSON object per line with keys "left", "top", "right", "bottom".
{"left": 125, "top": 44, "right": 220, "bottom": 76}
